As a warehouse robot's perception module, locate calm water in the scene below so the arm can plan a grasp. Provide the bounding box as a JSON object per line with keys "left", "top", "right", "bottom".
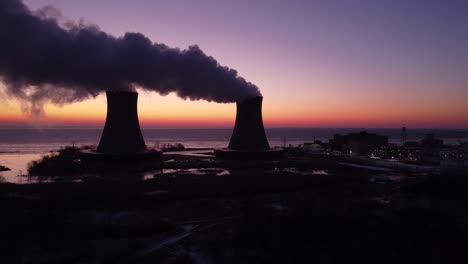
{"left": 1, "top": 128, "right": 468, "bottom": 183}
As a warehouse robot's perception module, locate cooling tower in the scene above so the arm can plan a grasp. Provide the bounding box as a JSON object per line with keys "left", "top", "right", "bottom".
{"left": 97, "top": 91, "right": 147, "bottom": 153}
{"left": 214, "top": 96, "right": 283, "bottom": 160}
{"left": 79, "top": 91, "right": 161, "bottom": 172}
{"left": 228, "top": 96, "right": 270, "bottom": 150}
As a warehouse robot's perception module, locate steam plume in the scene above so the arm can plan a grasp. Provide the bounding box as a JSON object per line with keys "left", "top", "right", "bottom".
{"left": 0, "top": 0, "right": 261, "bottom": 116}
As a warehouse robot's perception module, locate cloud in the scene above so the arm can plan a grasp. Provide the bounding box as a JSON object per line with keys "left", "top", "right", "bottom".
{"left": 0, "top": 0, "right": 261, "bottom": 116}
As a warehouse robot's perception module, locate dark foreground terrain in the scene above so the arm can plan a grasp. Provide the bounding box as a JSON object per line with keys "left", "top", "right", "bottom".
{"left": 1, "top": 158, "right": 468, "bottom": 263}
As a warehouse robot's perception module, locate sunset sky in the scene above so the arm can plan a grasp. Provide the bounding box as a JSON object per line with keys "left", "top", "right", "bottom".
{"left": 1, "top": 0, "right": 467, "bottom": 128}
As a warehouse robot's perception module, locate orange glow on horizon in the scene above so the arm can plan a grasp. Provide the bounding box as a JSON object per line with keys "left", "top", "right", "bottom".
{"left": 2, "top": 106, "right": 467, "bottom": 129}
{"left": 1, "top": 89, "right": 467, "bottom": 128}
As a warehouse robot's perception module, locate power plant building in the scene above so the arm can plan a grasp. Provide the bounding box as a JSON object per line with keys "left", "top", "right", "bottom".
{"left": 330, "top": 131, "right": 388, "bottom": 155}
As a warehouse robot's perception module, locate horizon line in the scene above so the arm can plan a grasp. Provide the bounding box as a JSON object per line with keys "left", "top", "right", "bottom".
{"left": 0, "top": 125, "right": 467, "bottom": 130}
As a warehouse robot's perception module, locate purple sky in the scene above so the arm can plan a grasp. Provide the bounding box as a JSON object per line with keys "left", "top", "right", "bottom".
{"left": 9, "top": 0, "right": 468, "bottom": 127}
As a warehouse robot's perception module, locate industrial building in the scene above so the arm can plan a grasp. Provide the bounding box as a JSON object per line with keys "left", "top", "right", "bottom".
{"left": 330, "top": 131, "right": 388, "bottom": 155}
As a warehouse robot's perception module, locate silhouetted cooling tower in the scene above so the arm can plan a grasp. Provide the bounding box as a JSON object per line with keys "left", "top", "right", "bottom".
{"left": 97, "top": 91, "right": 147, "bottom": 153}
{"left": 228, "top": 96, "right": 270, "bottom": 150}
{"left": 214, "top": 96, "right": 283, "bottom": 160}
{"left": 79, "top": 91, "right": 160, "bottom": 172}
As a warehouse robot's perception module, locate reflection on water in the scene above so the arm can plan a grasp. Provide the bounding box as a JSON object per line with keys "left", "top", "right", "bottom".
{"left": 23, "top": 175, "right": 84, "bottom": 183}
{"left": 369, "top": 174, "right": 407, "bottom": 184}
{"left": 282, "top": 168, "right": 329, "bottom": 176}
{"left": 0, "top": 153, "right": 43, "bottom": 184}
{"left": 143, "top": 168, "right": 231, "bottom": 180}
{"left": 1, "top": 161, "right": 333, "bottom": 184}
{"left": 1, "top": 152, "right": 331, "bottom": 184}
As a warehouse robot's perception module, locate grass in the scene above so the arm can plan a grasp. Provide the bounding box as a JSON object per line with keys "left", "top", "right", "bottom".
{"left": 27, "top": 146, "right": 83, "bottom": 176}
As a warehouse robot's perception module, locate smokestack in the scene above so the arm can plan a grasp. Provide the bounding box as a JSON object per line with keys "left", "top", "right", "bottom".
{"left": 97, "top": 91, "right": 147, "bottom": 153}
{"left": 228, "top": 96, "right": 270, "bottom": 150}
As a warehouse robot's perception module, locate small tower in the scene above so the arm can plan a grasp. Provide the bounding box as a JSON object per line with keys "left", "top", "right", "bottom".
{"left": 401, "top": 126, "right": 407, "bottom": 146}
